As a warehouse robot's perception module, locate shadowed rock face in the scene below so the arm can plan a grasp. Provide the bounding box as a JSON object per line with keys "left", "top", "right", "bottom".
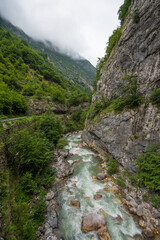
{"left": 83, "top": 0, "right": 160, "bottom": 172}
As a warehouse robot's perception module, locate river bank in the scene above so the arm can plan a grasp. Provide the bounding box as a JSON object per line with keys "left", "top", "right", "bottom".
{"left": 37, "top": 132, "right": 159, "bottom": 240}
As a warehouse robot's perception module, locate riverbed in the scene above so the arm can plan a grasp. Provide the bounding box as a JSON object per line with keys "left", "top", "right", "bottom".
{"left": 54, "top": 133, "right": 142, "bottom": 240}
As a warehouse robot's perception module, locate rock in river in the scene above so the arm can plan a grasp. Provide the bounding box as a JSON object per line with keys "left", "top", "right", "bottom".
{"left": 81, "top": 212, "right": 106, "bottom": 233}
{"left": 98, "top": 226, "right": 112, "bottom": 240}
{"left": 97, "top": 173, "right": 107, "bottom": 181}
{"left": 70, "top": 200, "right": 80, "bottom": 208}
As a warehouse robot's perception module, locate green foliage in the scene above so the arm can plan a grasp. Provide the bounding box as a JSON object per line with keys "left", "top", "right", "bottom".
{"left": 0, "top": 26, "right": 89, "bottom": 116}
{"left": 107, "top": 156, "right": 119, "bottom": 175}
{"left": 150, "top": 88, "right": 160, "bottom": 106}
{"left": 88, "top": 101, "right": 103, "bottom": 120}
{"left": 38, "top": 111, "right": 63, "bottom": 145}
{"left": 65, "top": 109, "right": 87, "bottom": 132}
{"left": 20, "top": 172, "right": 35, "bottom": 194}
{"left": 116, "top": 174, "right": 125, "bottom": 188}
{"left": 68, "top": 90, "right": 89, "bottom": 106}
{"left": 96, "top": 27, "right": 122, "bottom": 83}
{"left": 118, "top": 0, "right": 132, "bottom": 24}
{"left": 105, "top": 27, "right": 122, "bottom": 58}
{"left": 57, "top": 137, "right": 68, "bottom": 149}
{"left": 151, "top": 194, "right": 160, "bottom": 209}
{"left": 137, "top": 143, "right": 160, "bottom": 191}
{"left": 112, "top": 75, "right": 142, "bottom": 112}
{"left": 5, "top": 129, "right": 52, "bottom": 175}
{"left": 133, "top": 9, "right": 140, "bottom": 23}
{"left": 1, "top": 116, "right": 59, "bottom": 240}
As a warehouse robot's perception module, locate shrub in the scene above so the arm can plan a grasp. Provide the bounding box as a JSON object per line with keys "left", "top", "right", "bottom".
{"left": 57, "top": 137, "right": 68, "bottom": 149}
{"left": 112, "top": 75, "right": 142, "bottom": 112}
{"left": 88, "top": 101, "right": 103, "bottom": 120}
{"left": 107, "top": 157, "right": 119, "bottom": 175}
{"left": 71, "top": 107, "right": 83, "bottom": 122}
{"left": 118, "top": 0, "right": 132, "bottom": 24}
{"left": 105, "top": 27, "right": 122, "bottom": 58}
{"left": 11, "top": 92, "right": 28, "bottom": 114}
{"left": 20, "top": 172, "right": 35, "bottom": 194}
{"left": 151, "top": 194, "right": 160, "bottom": 209}
{"left": 150, "top": 88, "right": 160, "bottom": 106}
{"left": 133, "top": 9, "right": 140, "bottom": 23}
{"left": 5, "top": 129, "right": 52, "bottom": 175}
{"left": 38, "top": 111, "right": 63, "bottom": 145}
{"left": 116, "top": 174, "right": 125, "bottom": 187}
{"left": 137, "top": 143, "right": 160, "bottom": 191}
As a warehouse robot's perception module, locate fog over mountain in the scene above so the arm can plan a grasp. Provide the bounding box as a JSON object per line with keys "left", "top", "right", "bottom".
{"left": 0, "top": 0, "right": 123, "bottom": 66}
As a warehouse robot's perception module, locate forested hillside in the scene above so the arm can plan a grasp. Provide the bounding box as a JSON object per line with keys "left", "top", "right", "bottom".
{"left": 0, "top": 16, "right": 96, "bottom": 92}
{"left": 0, "top": 25, "right": 89, "bottom": 117}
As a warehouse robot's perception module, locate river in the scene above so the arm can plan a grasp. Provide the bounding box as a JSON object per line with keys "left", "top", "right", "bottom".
{"left": 54, "top": 133, "right": 142, "bottom": 240}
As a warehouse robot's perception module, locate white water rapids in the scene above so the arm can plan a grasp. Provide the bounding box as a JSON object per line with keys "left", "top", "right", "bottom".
{"left": 55, "top": 133, "right": 143, "bottom": 240}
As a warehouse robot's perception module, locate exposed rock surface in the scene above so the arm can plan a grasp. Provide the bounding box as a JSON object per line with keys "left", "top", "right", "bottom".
{"left": 53, "top": 150, "right": 74, "bottom": 179}
{"left": 26, "top": 97, "right": 89, "bottom": 115}
{"left": 97, "top": 173, "right": 107, "bottom": 180}
{"left": 83, "top": 0, "right": 160, "bottom": 172}
{"left": 70, "top": 200, "right": 80, "bottom": 208}
{"left": 97, "top": 226, "right": 112, "bottom": 240}
{"left": 94, "top": 194, "right": 102, "bottom": 200}
{"left": 81, "top": 212, "right": 106, "bottom": 233}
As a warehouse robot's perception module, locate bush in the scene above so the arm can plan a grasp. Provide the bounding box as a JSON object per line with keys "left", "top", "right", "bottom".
{"left": 133, "top": 9, "right": 140, "bottom": 23}
{"left": 105, "top": 27, "right": 122, "bottom": 58}
{"left": 38, "top": 111, "right": 63, "bottom": 145}
{"left": 88, "top": 101, "right": 103, "bottom": 120}
{"left": 57, "top": 137, "right": 68, "bottom": 149}
{"left": 116, "top": 174, "right": 125, "bottom": 187}
{"left": 20, "top": 172, "right": 35, "bottom": 194}
{"left": 112, "top": 75, "right": 142, "bottom": 112}
{"left": 11, "top": 92, "right": 28, "bottom": 114}
{"left": 5, "top": 129, "right": 52, "bottom": 175}
{"left": 71, "top": 107, "right": 83, "bottom": 122}
{"left": 118, "top": 0, "right": 132, "bottom": 24}
{"left": 107, "top": 157, "right": 119, "bottom": 175}
{"left": 150, "top": 88, "right": 160, "bottom": 106}
{"left": 137, "top": 143, "right": 160, "bottom": 191}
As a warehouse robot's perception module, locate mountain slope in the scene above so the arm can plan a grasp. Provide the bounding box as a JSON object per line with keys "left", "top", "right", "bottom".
{"left": 0, "top": 24, "right": 89, "bottom": 117}
{"left": 0, "top": 16, "right": 96, "bottom": 92}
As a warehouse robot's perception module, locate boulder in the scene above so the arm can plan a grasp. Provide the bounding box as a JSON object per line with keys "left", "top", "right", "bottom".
{"left": 139, "top": 218, "right": 147, "bottom": 228}
{"left": 97, "top": 227, "right": 112, "bottom": 240}
{"left": 58, "top": 149, "right": 70, "bottom": 158}
{"left": 143, "top": 228, "right": 154, "bottom": 238}
{"left": 97, "top": 173, "right": 107, "bottom": 181}
{"left": 81, "top": 212, "right": 106, "bottom": 233}
{"left": 94, "top": 194, "right": 102, "bottom": 200}
{"left": 115, "top": 215, "right": 122, "bottom": 223}
{"left": 70, "top": 200, "right": 80, "bottom": 208}
{"left": 137, "top": 205, "right": 144, "bottom": 217}
{"left": 46, "top": 191, "right": 54, "bottom": 201}
{"left": 129, "top": 207, "right": 137, "bottom": 215}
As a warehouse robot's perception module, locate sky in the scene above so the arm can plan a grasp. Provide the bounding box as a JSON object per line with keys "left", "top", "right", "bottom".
{"left": 0, "top": 0, "right": 124, "bottom": 66}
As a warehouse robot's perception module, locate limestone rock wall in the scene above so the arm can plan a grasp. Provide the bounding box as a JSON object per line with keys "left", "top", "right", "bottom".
{"left": 83, "top": 0, "right": 160, "bottom": 172}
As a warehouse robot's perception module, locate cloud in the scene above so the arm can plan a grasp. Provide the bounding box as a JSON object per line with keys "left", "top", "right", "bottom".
{"left": 0, "top": 0, "right": 124, "bottom": 66}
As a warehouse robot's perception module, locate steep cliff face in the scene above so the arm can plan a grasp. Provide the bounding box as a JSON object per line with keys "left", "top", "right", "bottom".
{"left": 83, "top": 0, "right": 160, "bottom": 172}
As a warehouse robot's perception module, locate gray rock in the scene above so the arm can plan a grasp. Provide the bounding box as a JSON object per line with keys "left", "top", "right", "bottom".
{"left": 137, "top": 205, "right": 144, "bottom": 217}
{"left": 48, "top": 217, "right": 58, "bottom": 229}
{"left": 58, "top": 149, "right": 70, "bottom": 158}
{"left": 82, "top": 0, "right": 160, "bottom": 173}
{"left": 45, "top": 228, "right": 53, "bottom": 237}
{"left": 46, "top": 191, "right": 54, "bottom": 201}
{"left": 97, "top": 173, "right": 106, "bottom": 181}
